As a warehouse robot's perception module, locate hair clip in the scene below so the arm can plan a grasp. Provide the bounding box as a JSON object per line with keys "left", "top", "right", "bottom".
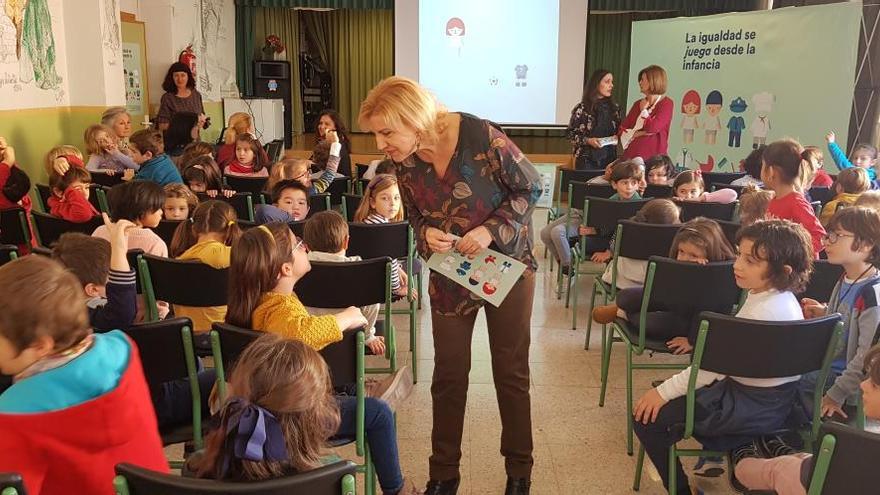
{"left": 188, "top": 217, "right": 194, "bottom": 223}
{"left": 257, "top": 224, "right": 276, "bottom": 244}
{"left": 227, "top": 220, "right": 236, "bottom": 227}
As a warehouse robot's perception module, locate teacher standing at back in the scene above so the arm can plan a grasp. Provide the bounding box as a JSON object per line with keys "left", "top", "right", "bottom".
{"left": 359, "top": 76, "right": 542, "bottom": 495}
{"left": 619, "top": 65, "right": 673, "bottom": 160}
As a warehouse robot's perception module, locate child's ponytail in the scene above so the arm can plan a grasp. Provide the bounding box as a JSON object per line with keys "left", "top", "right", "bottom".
{"left": 226, "top": 222, "right": 294, "bottom": 328}
{"left": 169, "top": 200, "right": 242, "bottom": 257}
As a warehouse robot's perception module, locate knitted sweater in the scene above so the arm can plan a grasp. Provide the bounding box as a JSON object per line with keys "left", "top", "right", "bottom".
{"left": 252, "top": 292, "right": 343, "bottom": 350}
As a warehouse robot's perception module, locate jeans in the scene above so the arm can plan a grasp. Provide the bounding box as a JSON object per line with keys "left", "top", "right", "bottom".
{"left": 540, "top": 211, "right": 581, "bottom": 267}
{"left": 336, "top": 396, "right": 403, "bottom": 493}
{"left": 155, "top": 366, "right": 217, "bottom": 429}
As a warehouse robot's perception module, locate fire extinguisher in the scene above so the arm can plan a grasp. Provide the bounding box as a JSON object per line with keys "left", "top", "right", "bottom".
{"left": 179, "top": 45, "right": 196, "bottom": 77}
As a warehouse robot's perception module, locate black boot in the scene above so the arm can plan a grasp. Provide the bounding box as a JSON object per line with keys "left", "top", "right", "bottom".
{"left": 424, "top": 478, "right": 460, "bottom": 495}
{"left": 504, "top": 477, "right": 531, "bottom": 495}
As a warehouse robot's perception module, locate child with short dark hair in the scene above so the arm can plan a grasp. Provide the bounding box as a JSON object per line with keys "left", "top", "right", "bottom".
{"left": 0, "top": 256, "right": 167, "bottom": 495}
{"left": 48, "top": 165, "right": 98, "bottom": 223}
{"left": 819, "top": 167, "right": 870, "bottom": 225}
{"left": 826, "top": 130, "right": 878, "bottom": 181}
{"left": 633, "top": 219, "right": 814, "bottom": 494}
{"left": 182, "top": 155, "right": 234, "bottom": 197}
{"left": 93, "top": 180, "right": 167, "bottom": 256}
{"left": 672, "top": 169, "right": 738, "bottom": 203}
{"left": 645, "top": 154, "right": 674, "bottom": 185}
{"left": 254, "top": 179, "right": 310, "bottom": 224}
{"left": 732, "top": 145, "right": 766, "bottom": 187}
{"left": 126, "top": 129, "right": 183, "bottom": 186}
{"left": 303, "top": 210, "right": 385, "bottom": 356}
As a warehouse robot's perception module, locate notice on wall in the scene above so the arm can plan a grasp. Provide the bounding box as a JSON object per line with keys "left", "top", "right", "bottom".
{"left": 122, "top": 42, "right": 143, "bottom": 114}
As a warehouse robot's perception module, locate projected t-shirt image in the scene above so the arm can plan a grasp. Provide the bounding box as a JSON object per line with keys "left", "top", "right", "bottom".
{"left": 419, "top": 0, "right": 560, "bottom": 125}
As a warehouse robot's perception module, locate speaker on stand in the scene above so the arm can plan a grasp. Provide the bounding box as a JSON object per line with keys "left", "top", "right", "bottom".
{"left": 253, "top": 60, "right": 292, "bottom": 148}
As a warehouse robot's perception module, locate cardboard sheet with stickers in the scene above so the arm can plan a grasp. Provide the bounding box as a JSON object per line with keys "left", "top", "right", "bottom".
{"left": 427, "top": 247, "right": 527, "bottom": 307}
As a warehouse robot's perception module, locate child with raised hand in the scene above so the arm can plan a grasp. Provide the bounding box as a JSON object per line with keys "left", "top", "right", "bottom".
{"left": 0, "top": 256, "right": 167, "bottom": 495}
{"left": 222, "top": 134, "right": 269, "bottom": 178}
{"left": 819, "top": 167, "right": 870, "bottom": 226}
{"left": 124, "top": 129, "right": 183, "bottom": 186}
{"left": 163, "top": 183, "right": 199, "bottom": 221}
{"left": 354, "top": 173, "right": 411, "bottom": 298}
{"left": 303, "top": 210, "right": 386, "bottom": 356}
{"left": 83, "top": 123, "right": 138, "bottom": 175}
{"left": 255, "top": 180, "right": 310, "bottom": 224}
{"left": 48, "top": 166, "right": 98, "bottom": 223}
{"left": 800, "top": 207, "right": 880, "bottom": 421}
{"left": 93, "top": 180, "right": 167, "bottom": 256}
{"left": 732, "top": 146, "right": 766, "bottom": 187}
{"left": 633, "top": 219, "right": 815, "bottom": 495}
{"left": 672, "top": 169, "right": 738, "bottom": 203}
{"left": 187, "top": 334, "right": 417, "bottom": 495}
{"left": 763, "top": 139, "right": 826, "bottom": 256}
{"left": 45, "top": 144, "right": 84, "bottom": 177}
{"left": 592, "top": 217, "right": 736, "bottom": 355}
{"left": 265, "top": 130, "right": 341, "bottom": 195}
{"left": 738, "top": 184, "right": 774, "bottom": 226}
{"left": 169, "top": 200, "right": 242, "bottom": 337}
{"left": 52, "top": 214, "right": 138, "bottom": 332}
{"left": 0, "top": 137, "right": 36, "bottom": 225}
{"left": 182, "top": 155, "right": 235, "bottom": 198}
{"left": 826, "top": 130, "right": 878, "bottom": 181}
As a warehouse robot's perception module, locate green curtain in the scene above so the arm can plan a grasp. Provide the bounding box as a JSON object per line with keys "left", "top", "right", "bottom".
{"left": 235, "top": 5, "right": 255, "bottom": 96}
{"left": 253, "top": 7, "right": 306, "bottom": 135}
{"left": 236, "top": 0, "right": 392, "bottom": 8}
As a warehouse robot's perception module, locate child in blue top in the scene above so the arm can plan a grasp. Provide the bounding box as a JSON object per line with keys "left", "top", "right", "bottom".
{"left": 825, "top": 131, "right": 878, "bottom": 181}
{"left": 125, "top": 129, "right": 183, "bottom": 186}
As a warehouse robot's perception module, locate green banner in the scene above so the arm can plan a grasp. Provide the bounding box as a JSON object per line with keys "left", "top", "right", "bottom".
{"left": 628, "top": 2, "right": 861, "bottom": 172}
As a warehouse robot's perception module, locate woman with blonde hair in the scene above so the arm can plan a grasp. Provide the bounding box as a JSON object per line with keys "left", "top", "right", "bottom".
{"left": 359, "top": 76, "right": 542, "bottom": 495}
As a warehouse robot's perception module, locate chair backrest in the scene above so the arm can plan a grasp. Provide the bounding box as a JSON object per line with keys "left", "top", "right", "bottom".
{"left": 809, "top": 186, "right": 835, "bottom": 205}
{"left": 223, "top": 175, "right": 268, "bottom": 195}
{"left": 296, "top": 258, "right": 391, "bottom": 308}
{"left": 90, "top": 172, "right": 124, "bottom": 188}
{"left": 114, "top": 460, "right": 356, "bottom": 495}
{"left": 0, "top": 207, "right": 29, "bottom": 245}
{"left": 582, "top": 197, "right": 649, "bottom": 233}
{"left": 342, "top": 193, "right": 362, "bottom": 222}
{"left": 357, "top": 178, "right": 370, "bottom": 195}
{"left": 140, "top": 254, "right": 228, "bottom": 306}
{"left": 712, "top": 183, "right": 743, "bottom": 197}
{"left": 807, "top": 421, "right": 880, "bottom": 495}
{"left": 122, "top": 318, "right": 195, "bottom": 397}
{"left": 702, "top": 171, "right": 745, "bottom": 185}
{"left": 558, "top": 169, "right": 604, "bottom": 204}
{"left": 644, "top": 184, "right": 672, "bottom": 198}
{"left": 325, "top": 177, "right": 351, "bottom": 206}
{"left": 645, "top": 257, "right": 740, "bottom": 316}
{"left": 0, "top": 374, "right": 10, "bottom": 395}
{"left": 0, "top": 472, "right": 24, "bottom": 495}
{"left": 198, "top": 192, "right": 254, "bottom": 222}
{"left": 309, "top": 193, "right": 331, "bottom": 217}
{"left": 569, "top": 181, "right": 616, "bottom": 203}
{"left": 35, "top": 184, "right": 51, "bottom": 212}
{"left": 126, "top": 249, "right": 144, "bottom": 293}
{"left": 355, "top": 163, "right": 370, "bottom": 178}
{"left": 31, "top": 211, "right": 103, "bottom": 247}
{"left": 678, "top": 200, "right": 738, "bottom": 221}
{"left": 151, "top": 220, "right": 183, "bottom": 247}
{"left": 264, "top": 139, "right": 285, "bottom": 163}
{"left": 799, "top": 260, "right": 845, "bottom": 302}
{"left": 0, "top": 245, "right": 18, "bottom": 267}
{"left": 288, "top": 220, "right": 305, "bottom": 238}
{"left": 714, "top": 219, "right": 742, "bottom": 247}
{"left": 346, "top": 222, "right": 410, "bottom": 260}
{"left": 697, "top": 312, "right": 841, "bottom": 378}
{"left": 615, "top": 221, "right": 680, "bottom": 261}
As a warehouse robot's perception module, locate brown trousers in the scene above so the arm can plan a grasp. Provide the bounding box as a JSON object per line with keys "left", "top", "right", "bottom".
{"left": 429, "top": 273, "right": 535, "bottom": 480}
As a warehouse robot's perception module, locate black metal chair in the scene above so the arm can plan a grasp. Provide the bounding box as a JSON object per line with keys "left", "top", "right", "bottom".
{"left": 309, "top": 193, "right": 332, "bottom": 217}
{"left": 288, "top": 220, "right": 306, "bottom": 238}
{"left": 326, "top": 177, "right": 352, "bottom": 206}
{"left": 355, "top": 163, "right": 370, "bottom": 179}
{"left": 30, "top": 211, "right": 103, "bottom": 247}
{"left": 0, "top": 245, "right": 18, "bottom": 266}
{"left": 0, "top": 472, "right": 25, "bottom": 495}
{"left": 151, "top": 220, "right": 183, "bottom": 247}
{"left": 122, "top": 318, "right": 203, "bottom": 467}
{"left": 0, "top": 207, "right": 29, "bottom": 246}
{"left": 356, "top": 178, "right": 371, "bottom": 195}
{"left": 702, "top": 171, "right": 745, "bottom": 185}
{"left": 341, "top": 193, "right": 363, "bottom": 222}
{"left": 643, "top": 184, "right": 673, "bottom": 198}
{"left": 809, "top": 186, "right": 835, "bottom": 205}
{"left": 711, "top": 182, "right": 744, "bottom": 197}
{"left": 805, "top": 421, "right": 880, "bottom": 495}
{"left": 197, "top": 192, "right": 255, "bottom": 222}
{"left": 90, "top": 172, "right": 124, "bottom": 188}
{"left": 551, "top": 169, "right": 606, "bottom": 216}
{"left": 113, "top": 460, "right": 357, "bottom": 495}
{"left": 677, "top": 200, "right": 739, "bottom": 221}
{"left": 799, "top": 260, "right": 845, "bottom": 303}
{"left": 223, "top": 175, "right": 268, "bottom": 196}
{"left": 264, "top": 139, "right": 285, "bottom": 163}
{"left": 715, "top": 219, "right": 742, "bottom": 247}
{"left": 138, "top": 254, "right": 228, "bottom": 330}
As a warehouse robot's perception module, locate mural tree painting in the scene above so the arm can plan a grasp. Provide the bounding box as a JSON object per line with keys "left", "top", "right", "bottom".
{"left": 3, "top": 0, "right": 61, "bottom": 90}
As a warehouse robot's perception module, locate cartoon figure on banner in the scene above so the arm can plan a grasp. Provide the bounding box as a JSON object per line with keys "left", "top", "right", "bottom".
{"left": 680, "top": 90, "right": 700, "bottom": 144}
{"left": 727, "top": 97, "right": 748, "bottom": 148}
{"left": 515, "top": 65, "right": 528, "bottom": 87}
{"left": 703, "top": 90, "right": 723, "bottom": 145}
{"left": 446, "top": 17, "right": 465, "bottom": 57}
{"left": 751, "top": 91, "right": 774, "bottom": 149}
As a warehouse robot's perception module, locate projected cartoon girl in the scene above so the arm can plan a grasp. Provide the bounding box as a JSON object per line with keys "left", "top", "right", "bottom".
{"left": 446, "top": 17, "right": 465, "bottom": 57}
{"left": 680, "top": 90, "right": 701, "bottom": 144}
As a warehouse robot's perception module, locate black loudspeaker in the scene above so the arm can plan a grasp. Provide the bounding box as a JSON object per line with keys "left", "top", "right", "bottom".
{"left": 253, "top": 60, "right": 292, "bottom": 148}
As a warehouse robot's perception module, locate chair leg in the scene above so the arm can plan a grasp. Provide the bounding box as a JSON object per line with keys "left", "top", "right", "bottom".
{"left": 410, "top": 298, "right": 418, "bottom": 384}
{"left": 668, "top": 445, "right": 678, "bottom": 495}
{"left": 584, "top": 283, "right": 598, "bottom": 349}
{"left": 632, "top": 443, "right": 646, "bottom": 491}
{"left": 626, "top": 345, "right": 634, "bottom": 456}
{"left": 570, "top": 267, "right": 580, "bottom": 329}
{"left": 364, "top": 442, "right": 376, "bottom": 495}
{"left": 555, "top": 259, "right": 563, "bottom": 300}
{"left": 599, "top": 325, "right": 614, "bottom": 407}
{"left": 415, "top": 271, "right": 423, "bottom": 310}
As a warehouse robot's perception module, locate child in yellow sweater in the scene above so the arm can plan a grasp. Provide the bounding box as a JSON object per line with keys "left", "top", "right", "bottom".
{"left": 820, "top": 167, "right": 870, "bottom": 226}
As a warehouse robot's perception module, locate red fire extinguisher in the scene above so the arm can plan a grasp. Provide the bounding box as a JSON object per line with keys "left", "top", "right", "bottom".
{"left": 179, "top": 45, "right": 196, "bottom": 77}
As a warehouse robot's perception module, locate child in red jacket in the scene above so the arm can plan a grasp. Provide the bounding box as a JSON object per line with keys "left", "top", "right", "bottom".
{"left": 48, "top": 155, "right": 98, "bottom": 222}
{"left": 0, "top": 254, "right": 167, "bottom": 495}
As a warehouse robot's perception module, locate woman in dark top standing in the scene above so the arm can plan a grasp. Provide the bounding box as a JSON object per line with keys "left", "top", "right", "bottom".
{"left": 314, "top": 109, "right": 353, "bottom": 177}
{"left": 566, "top": 69, "right": 620, "bottom": 170}
{"left": 360, "top": 76, "right": 542, "bottom": 495}
{"left": 155, "top": 62, "right": 206, "bottom": 132}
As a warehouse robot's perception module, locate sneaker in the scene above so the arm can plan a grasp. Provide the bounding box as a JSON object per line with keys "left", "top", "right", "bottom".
{"left": 366, "top": 365, "right": 414, "bottom": 412}
{"left": 692, "top": 455, "right": 725, "bottom": 478}
{"left": 591, "top": 303, "right": 619, "bottom": 324}
{"left": 728, "top": 441, "right": 761, "bottom": 492}
{"left": 757, "top": 434, "right": 798, "bottom": 458}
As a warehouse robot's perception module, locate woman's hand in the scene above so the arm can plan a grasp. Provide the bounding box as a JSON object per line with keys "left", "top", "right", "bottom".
{"left": 586, "top": 137, "right": 601, "bottom": 149}
{"left": 198, "top": 113, "right": 208, "bottom": 128}
{"left": 633, "top": 388, "right": 668, "bottom": 424}
{"left": 426, "top": 227, "right": 456, "bottom": 253}
{"left": 456, "top": 226, "right": 492, "bottom": 255}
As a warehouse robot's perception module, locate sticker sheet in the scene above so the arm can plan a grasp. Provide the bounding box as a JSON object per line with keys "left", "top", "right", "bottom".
{"left": 427, "top": 247, "right": 527, "bottom": 307}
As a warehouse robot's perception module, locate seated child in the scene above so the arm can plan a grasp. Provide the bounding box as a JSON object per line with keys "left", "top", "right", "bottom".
{"left": 598, "top": 198, "right": 681, "bottom": 290}
{"left": 856, "top": 190, "right": 880, "bottom": 211}
{"left": 592, "top": 217, "right": 736, "bottom": 355}
{"left": 264, "top": 130, "right": 341, "bottom": 195}
{"left": 800, "top": 207, "right": 880, "bottom": 420}
{"left": 182, "top": 155, "right": 235, "bottom": 197}
{"left": 819, "top": 167, "right": 870, "bottom": 226}
{"left": 353, "top": 174, "right": 411, "bottom": 298}
{"left": 187, "top": 334, "right": 417, "bottom": 495}
{"left": 0, "top": 137, "right": 36, "bottom": 248}
{"left": 222, "top": 134, "right": 269, "bottom": 177}
{"left": 734, "top": 343, "right": 880, "bottom": 495}
{"left": 48, "top": 164, "right": 99, "bottom": 223}
{"left": 738, "top": 184, "right": 774, "bottom": 226}
{"left": 633, "top": 219, "right": 815, "bottom": 494}
{"left": 93, "top": 180, "right": 167, "bottom": 256}
{"left": 645, "top": 154, "right": 675, "bottom": 185}
{"left": 0, "top": 256, "right": 167, "bottom": 495}
{"left": 177, "top": 141, "right": 215, "bottom": 171}
{"left": 826, "top": 130, "right": 878, "bottom": 181}
{"left": 673, "top": 169, "right": 738, "bottom": 203}
{"left": 255, "top": 179, "right": 310, "bottom": 224}
{"left": 83, "top": 124, "right": 138, "bottom": 175}
{"left": 45, "top": 144, "right": 84, "bottom": 177}
{"left": 732, "top": 146, "right": 766, "bottom": 187}
{"left": 125, "top": 129, "right": 183, "bottom": 186}
{"left": 803, "top": 146, "right": 833, "bottom": 188}
{"left": 302, "top": 210, "right": 386, "bottom": 356}
{"left": 163, "top": 182, "right": 199, "bottom": 221}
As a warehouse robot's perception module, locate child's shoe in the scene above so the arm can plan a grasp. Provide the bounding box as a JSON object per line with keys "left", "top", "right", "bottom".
{"left": 728, "top": 441, "right": 761, "bottom": 492}
{"left": 692, "top": 455, "right": 725, "bottom": 477}
{"left": 757, "top": 434, "right": 799, "bottom": 458}
{"left": 366, "top": 365, "right": 414, "bottom": 412}
{"left": 591, "top": 303, "right": 619, "bottom": 324}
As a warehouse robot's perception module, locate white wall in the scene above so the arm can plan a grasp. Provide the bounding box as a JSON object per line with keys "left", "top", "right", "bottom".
{"left": 64, "top": 0, "right": 126, "bottom": 107}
